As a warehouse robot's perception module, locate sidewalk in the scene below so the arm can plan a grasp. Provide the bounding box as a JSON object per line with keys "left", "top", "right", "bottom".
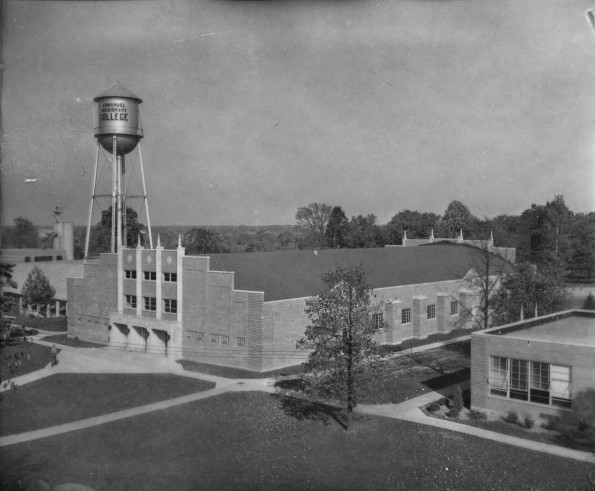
{"left": 355, "top": 383, "right": 595, "bottom": 465}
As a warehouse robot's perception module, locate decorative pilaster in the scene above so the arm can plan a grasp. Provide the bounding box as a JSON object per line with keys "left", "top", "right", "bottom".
{"left": 156, "top": 234, "right": 163, "bottom": 320}
{"left": 136, "top": 238, "right": 143, "bottom": 317}
{"left": 177, "top": 234, "right": 185, "bottom": 324}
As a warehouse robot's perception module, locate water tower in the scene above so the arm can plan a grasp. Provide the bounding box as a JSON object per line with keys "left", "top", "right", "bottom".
{"left": 84, "top": 82, "right": 153, "bottom": 258}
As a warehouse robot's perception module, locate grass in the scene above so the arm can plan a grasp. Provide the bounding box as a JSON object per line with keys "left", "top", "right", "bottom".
{"left": 1, "top": 391, "right": 594, "bottom": 490}
{"left": 40, "top": 333, "right": 105, "bottom": 349}
{"left": 276, "top": 341, "right": 472, "bottom": 405}
{"left": 0, "top": 342, "right": 53, "bottom": 381}
{"left": 0, "top": 373, "right": 215, "bottom": 436}
{"left": 178, "top": 359, "right": 303, "bottom": 379}
{"left": 14, "top": 315, "right": 67, "bottom": 332}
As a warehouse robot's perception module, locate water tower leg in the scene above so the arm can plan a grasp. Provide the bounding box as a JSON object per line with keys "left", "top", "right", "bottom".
{"left": 84, "top": 142, "right": 101, "bottom": 260}
{"left": 111, "top": 136, "right": 117, "bottom": 253}
{"left": 138, "top": 143, "right": 153, "bottom": 249}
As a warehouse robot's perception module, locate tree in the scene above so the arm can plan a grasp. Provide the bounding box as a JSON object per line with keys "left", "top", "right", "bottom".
{"left": 88, "top": 206, "right": 145, "bottom": 255}
{"left": 490, "top": 263, "right": 570, "bottom": 326}
{"left": 183, "top": 228, "right": 229, "bottom": 254}
{"left": 567, "top": 214, "right": 595, "bottom": 280}
{"left": 297, "top": 264, "right": 384, "bottom": 430}
{"left": 1, "top": 263, "right": 16, "bottom": 313}
{"left": 12, "top": 217, "right": 36, "bottom": 248}
{"left": 441, "top": 200, "right": 472, "bottom": 237}
{"left": 386, "top": 210, "right": 440, "bottom": 244}
{"left": 455, "top": 241, "right": 512, "bottom": 330}
{"left": 325, "top": 206, "right": 349, "bottom": 248}
{"left": 582, "top": 293, "right": 595, "bottom": 310}
{"left": 20, "top": 266, "right": 56, "bottom": 322}
{"left": 295, "top": 203, "right": 332, "bottom": 249}
{"left": 344, "top": 214, "right": 383, "bottom": 249}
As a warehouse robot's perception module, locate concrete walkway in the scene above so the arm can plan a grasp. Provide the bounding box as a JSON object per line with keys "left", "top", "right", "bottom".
{"left": 2, "top": 333, "right": 594, "bottom": 465}
{"left": 356, "top": 384, "right": 595, "bottom": 464}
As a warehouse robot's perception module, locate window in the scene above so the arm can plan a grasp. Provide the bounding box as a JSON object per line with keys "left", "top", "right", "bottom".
{"left": 210, "top": 333, "right": 229, "bottom": 345}
{"left": 185, "top": 330, "right": 204, "bottom": 342}
{"left": 57, "top": 255, "right": 63, "bottom": 261}
{"left": 124, "top": 294, "right": 137, "bottom": 309}
{"left": 488, "top": 357, "right": 571, "bottom": 408}
{"left": 401, "top": 308, "right": 411, "bottom": 325}
{"left": 164, "top": 299, "right": 177, "bottom": 314}
{"left": 125, "top": 269, "right": 137, "bottom": 279}
{"left": 163, "top": 272, "right": 177, "bottom": 282}
{"left": 34, "top": 256, "right": 52, "bottom": 262}
{"left": 143, "top": 271, "right": 156, "bottom": 281}
{"left": 450, "top": 301, "right": 458, "bottom": 315}
{"left": 530, "top": 362, "right": 550, "bottom": 404}
{"left": 489, "top": 356, "right": 508, "bottom": 397}
{"left": 143, "top": 297, "right": 156, "bottom": 311}
{"left": 427, "top": 304, "right": 436, "bottom": 320}
{"left": 509, "top": 359, "right": 528, "bottom": 401}
{"left": 372, "top": 312, "right": 384, "bottom": 329}
{"left": 237, "top": 337, "right": 246, "bottom": 348}
{"left": 550, "top": 365, "right": 571, "bottom": 408}
{"left": 25, "top": 257, "right": 31, "bottom": 263}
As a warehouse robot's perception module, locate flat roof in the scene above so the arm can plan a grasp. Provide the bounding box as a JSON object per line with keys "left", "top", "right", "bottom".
{"left": 478, "top": 311, "right": 595, "bottom": 348}
{"left": 501, "top": 315, "right": 595, "bottom": 348}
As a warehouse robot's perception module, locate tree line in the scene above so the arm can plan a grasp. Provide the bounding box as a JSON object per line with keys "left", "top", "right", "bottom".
{"left": 3, "top": 195, "right": 593, "bottom": 280}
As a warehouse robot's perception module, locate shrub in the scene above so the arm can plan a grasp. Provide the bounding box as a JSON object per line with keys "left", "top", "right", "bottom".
{"left": 452, "top": 385, "right": 464, "bottom": 411}
{"left": 523, "top": 415, "right": 534, "bottom": 429}
{"left": 541, "top": 418, "right": 558, "bottom": 431}
{"left": 427, "top": 402, "right": 441, "bottom": 413}
{"left": 583, "top": 292, "right": 595, "bottom": 310}
{"left": 438, "top": 397, "right": 449, "bottom": 406}
{"left": 446, "top": 408, "right": 460, "bottom": 419}
{"left": 469, "top": 409, "right": 487, "bottom": 421}
{"left": 73, "top": 336, "right": 80, "bottom": 347}
{"left": 503, "top": 410, "right": 519, "bottom": 424}
{"left": 578, "top": 420, "right": 590, "bottom": 432}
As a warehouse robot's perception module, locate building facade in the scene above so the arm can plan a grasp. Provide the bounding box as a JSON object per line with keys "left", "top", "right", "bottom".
{"left": 67, "top": 242, "right": 505, "bottom": 372}
{"left": 471, "top": 310, "right": 595, "bottom": 424}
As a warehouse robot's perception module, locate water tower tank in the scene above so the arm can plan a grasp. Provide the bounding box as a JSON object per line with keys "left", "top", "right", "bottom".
{"left": 94, "top": 82, "right": 143, "bottom": 155}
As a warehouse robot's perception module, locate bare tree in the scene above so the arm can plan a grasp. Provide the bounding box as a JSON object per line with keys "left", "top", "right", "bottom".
{"left": 454, "top": 241, "right": 512, "bottom": 330}
{"left": 295, "top": 203, "right": 332, "bottom": 249}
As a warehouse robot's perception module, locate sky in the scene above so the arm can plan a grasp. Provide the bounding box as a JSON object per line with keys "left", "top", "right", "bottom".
{"left": 2, "top": 0, "right": 595, "bottom": 227}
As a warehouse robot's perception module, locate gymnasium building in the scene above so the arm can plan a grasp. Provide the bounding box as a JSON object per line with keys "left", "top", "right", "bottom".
{"left": 66, "top": 240, "right": 512, "bottom": 372}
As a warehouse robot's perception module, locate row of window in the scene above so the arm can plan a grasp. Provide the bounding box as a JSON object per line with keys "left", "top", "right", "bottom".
{"left": 125, "top": 270, "right": 177, "bottom": 282}
{"left": 372, "top": 301, "right": 458, "bottom": 327}
{"left": 489, "top": 356, "right": 571, "bottom": 408}
{"left": 185, "top": 330, "right": 246, "bottom": 348}
{"left": 124, "top": 295, "right": 177, "bottom": 313}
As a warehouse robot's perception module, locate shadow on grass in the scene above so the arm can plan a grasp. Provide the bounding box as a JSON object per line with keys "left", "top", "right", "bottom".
{"left": 272, "top": 394, "right": 347, "bottom": 430}
{"left": 422, "top": 368, "right": 470, "bottom": 392}
{"left": 41, "top": 333, "right": 104, "bottom": 348}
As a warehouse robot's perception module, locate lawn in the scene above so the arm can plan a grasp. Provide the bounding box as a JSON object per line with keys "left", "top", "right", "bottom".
{"left": 178, "top": 359, "right": 303, "bottom": 379}
{"left": 0, "top": 373, "right": 215, "bottom": 436}
{"left": 0, "top": 391, "right": 593, "bottom": 490}
{"left": 41, "top": 333, "right": 105, "bottom": 348}
{"left": 0, "top": 342, "right": 53, "bottom": 381}
{"left": 276, "top": 341, "right": 471, "bottom": 405}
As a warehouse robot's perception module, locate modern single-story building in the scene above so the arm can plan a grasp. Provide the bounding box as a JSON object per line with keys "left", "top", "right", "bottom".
{"left": 66, "top": 240, "right": 511, "bottom": 372}
{"left": 471, "top": 310, "right": 595, "bottom": 424}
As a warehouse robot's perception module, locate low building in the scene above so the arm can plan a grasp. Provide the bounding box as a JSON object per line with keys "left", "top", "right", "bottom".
{"left": 471, "top": 310, "right": 595, "bottom": 424}
{"left": 66, "top": 240, "right": 511, "bottom": 372}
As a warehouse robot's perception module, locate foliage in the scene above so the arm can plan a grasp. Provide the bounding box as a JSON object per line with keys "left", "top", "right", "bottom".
{"left": 573, "top": 389, "right": 595, "bottom": 428}
{"left": 583, "top": 293, "right": 595, "bottom": 310}
{"left": 297, "top": 264, "right": 384, "bottom": 429}
{"left": 87, "top": 206, "right": 145, "bottom": 255}
{"left": 441, "top": 200, "right": 472, "bottom": 237}
{"left": 15, "top": 314, "right": 67, "bottom": 331}
{"left": 325, "top": 206, "right": 349, "bottom": 248}
{"left": 427, "top": 401, "right": 441, "bottom": 413}
{"left": 20, "top": 267, "right": 56, "bottom": 314}
{"left": 445, "top": 408, "right": 460, "bottom": 418}
{"left": 503, "top": 410, "right": 519, "bottom": 424}
{"left": 452, "top": 385, "right": 464, "bottom": 411}
{"left": 386, "top": 210, "right": 440, "bottom": 244}
{"left": 541, "top": 418, "right": 558, "bottom": 431}
{"left": 523, "top": 415, "right": 534, "bottom": 429}
{"left": 468, "top": 409, "right": 487, "bottom": 421}
{"left": 183, "top": 228, "right": 230, "bottom": 254}
{"left": 12, "top": 217, "right": 37, "bottom": 248}
{"left": 295, "top": 203, "right": 332, "bottom": 249}
{"left": 490, "top": 262, "right": 570, "bottom": 326}
{"left": 0, "top": 263, "right": 16, "bottom": 310}
{"left": 344, "top": 214, "right": 384, "bottom": 249}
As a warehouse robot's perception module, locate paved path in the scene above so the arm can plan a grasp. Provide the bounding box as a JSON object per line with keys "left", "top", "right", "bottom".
{"left": 356, "top": 384, "right": 595, "bottom": 465}
{"left": 2, "top": 333, "right": 593, "bottom": 465}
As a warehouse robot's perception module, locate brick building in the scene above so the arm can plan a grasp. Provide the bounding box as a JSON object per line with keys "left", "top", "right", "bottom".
{"left": 471, "top": 310, "right": 595, "bottom": 424}
{"left": 67, "top": 241, "right": 510, "bottom": 372}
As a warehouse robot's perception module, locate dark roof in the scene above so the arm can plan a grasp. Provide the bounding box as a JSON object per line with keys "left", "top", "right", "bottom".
{"left": 94, "top": 82, "right": 142, "bottom": 103}
{"left": 207, "top": 244, "right": 511, "bottom": 302}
